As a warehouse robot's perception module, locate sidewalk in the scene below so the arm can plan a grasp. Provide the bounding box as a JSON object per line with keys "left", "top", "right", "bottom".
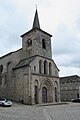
{"left": 35, "top": 102, "right": 69, "bottom": 107}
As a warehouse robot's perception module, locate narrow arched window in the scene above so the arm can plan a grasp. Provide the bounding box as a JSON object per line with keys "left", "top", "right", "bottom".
{"left": 42, "top": 39, "right": 46, "bottom": 49}
{"left": 4, "top": 73, "right": 7, "bottom": 84}
{"left": 34, "top": 80, "right": 38, "bottom": 104}
{"left": 27, "top": 39, "right": 32, "bottom": 47}
{"left": 49, "top": 63, "right": 52, "bottom": 75}
{"left": 0, "top": 74, "right": 2, "bottom": 85}
{"left": 44, "top": 60, "right": 48, "bottom": 74}
{"left": 0, "top": 65, "right": 3, "bottom": 73}
{"left": 39, "top": 60, "right": 42, "bottom": 74}
{"left": 0, "top": 65, "right": 3, "bottom": 85}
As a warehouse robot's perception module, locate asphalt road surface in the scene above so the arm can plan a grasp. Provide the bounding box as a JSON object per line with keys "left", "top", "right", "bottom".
{"left": 0, "top": 102, "right": 80, "bottom": 120}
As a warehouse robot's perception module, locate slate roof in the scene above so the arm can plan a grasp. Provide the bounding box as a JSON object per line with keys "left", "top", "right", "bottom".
{"left": 32, "top": 8, "right": 40, "bottom": 29}
{"left": 13, "top": 56, "right": 36, "bottom": 69}
{"left": 21, "top": 9, "right": 52, "bottom": 38}
{"left": 13, "top": 55, "right": 59, "bottom": 71}
{"left": 60, "top": 75, "right": 80, "bottom": 83}
{"left": 0, "top": 48, "right": 22, "bottom": 59}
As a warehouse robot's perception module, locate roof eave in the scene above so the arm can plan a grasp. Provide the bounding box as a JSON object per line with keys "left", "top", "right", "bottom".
{"left": 20, "top": 27, "right": 52, "bottom": 38}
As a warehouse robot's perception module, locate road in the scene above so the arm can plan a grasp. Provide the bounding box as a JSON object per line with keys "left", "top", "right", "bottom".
{"left": 0, "top": 102, "right": 80, "bottom": 120}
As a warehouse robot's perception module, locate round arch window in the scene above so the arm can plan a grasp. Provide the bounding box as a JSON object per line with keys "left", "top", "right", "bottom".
{"left": 0, "top": 65, "right": 3, "bottom": 73}
{"left": 27, "top": 39, "right": 32, "bottom": 47}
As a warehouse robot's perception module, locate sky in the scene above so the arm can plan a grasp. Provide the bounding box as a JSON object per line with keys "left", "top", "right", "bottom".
{"left": 0, "top": 0, "right": 80, "bottom": 77}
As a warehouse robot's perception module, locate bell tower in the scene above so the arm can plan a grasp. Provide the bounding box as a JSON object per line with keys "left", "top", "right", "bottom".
{"left": 21, "top": 9, "right": 52, "bottom": 59}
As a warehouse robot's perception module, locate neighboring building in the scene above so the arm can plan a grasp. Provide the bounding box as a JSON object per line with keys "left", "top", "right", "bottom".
{"left": 60, "top": 75, "right": 80, "bottom": 102}
{"left": 0, "top": 9, "right": 60, "bottom": 104}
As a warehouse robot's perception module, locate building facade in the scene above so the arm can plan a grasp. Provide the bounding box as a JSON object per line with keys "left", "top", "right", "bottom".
{"left": 0, "top": 9, "right": 60, "bottom": 104}
{"left": 60, "top": 75, "right": 80, "bottom": 102}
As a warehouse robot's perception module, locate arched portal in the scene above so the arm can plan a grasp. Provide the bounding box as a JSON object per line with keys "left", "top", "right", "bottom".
{"left": 42, "top": 86, "right": 47, "bottom": 103}
{"left": 41, "top": 79, "right": 53, "bottom": 103}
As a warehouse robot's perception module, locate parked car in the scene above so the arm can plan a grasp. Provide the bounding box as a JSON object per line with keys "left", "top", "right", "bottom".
{"left": 71, "top": 98, "right": 80, "bottom": 103}
{"left": 0, "top": 98, "right": 12, "bottom": 107}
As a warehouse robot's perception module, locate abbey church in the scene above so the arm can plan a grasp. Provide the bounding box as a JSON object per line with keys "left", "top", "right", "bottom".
{"left": 0, "top": 9, "right": 60, "bottom": 104}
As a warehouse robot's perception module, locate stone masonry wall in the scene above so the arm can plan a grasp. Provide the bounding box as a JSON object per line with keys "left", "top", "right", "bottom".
{"left": 22, "top": 29, "right": 52, "bottom": 59}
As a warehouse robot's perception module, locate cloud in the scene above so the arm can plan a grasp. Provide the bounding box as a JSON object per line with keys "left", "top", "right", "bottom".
{"left": 59, "top": 66, "right": 80, "bottom": 77}
{"left": 52, "top": 22, "right": 80, "bottom": 76}
{"left": 0, "top": 0, "right": 80, "bottom": 77}
{"left": 0, "top": 0, "right": 29, "bottom": 55}
{"left": 52, "top": 24, "right": 80, "bottom": 55}
{"left": 75, "top": 17, "right": 80, "bottom": 33}
{"left": 71, "top": 53, "right": 80, "bottom": 68}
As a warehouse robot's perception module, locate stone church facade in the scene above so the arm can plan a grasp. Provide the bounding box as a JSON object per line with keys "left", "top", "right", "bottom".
{"left": 0, "top": 9, "right": 60, "bottom": 104}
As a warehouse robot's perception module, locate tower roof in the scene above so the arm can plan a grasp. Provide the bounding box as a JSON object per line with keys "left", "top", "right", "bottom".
{"left": 21, "top": 8, "right": 52, "bottom": 37}
{"left": 32, "top": 9, "right": 40, "bottom": 29}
